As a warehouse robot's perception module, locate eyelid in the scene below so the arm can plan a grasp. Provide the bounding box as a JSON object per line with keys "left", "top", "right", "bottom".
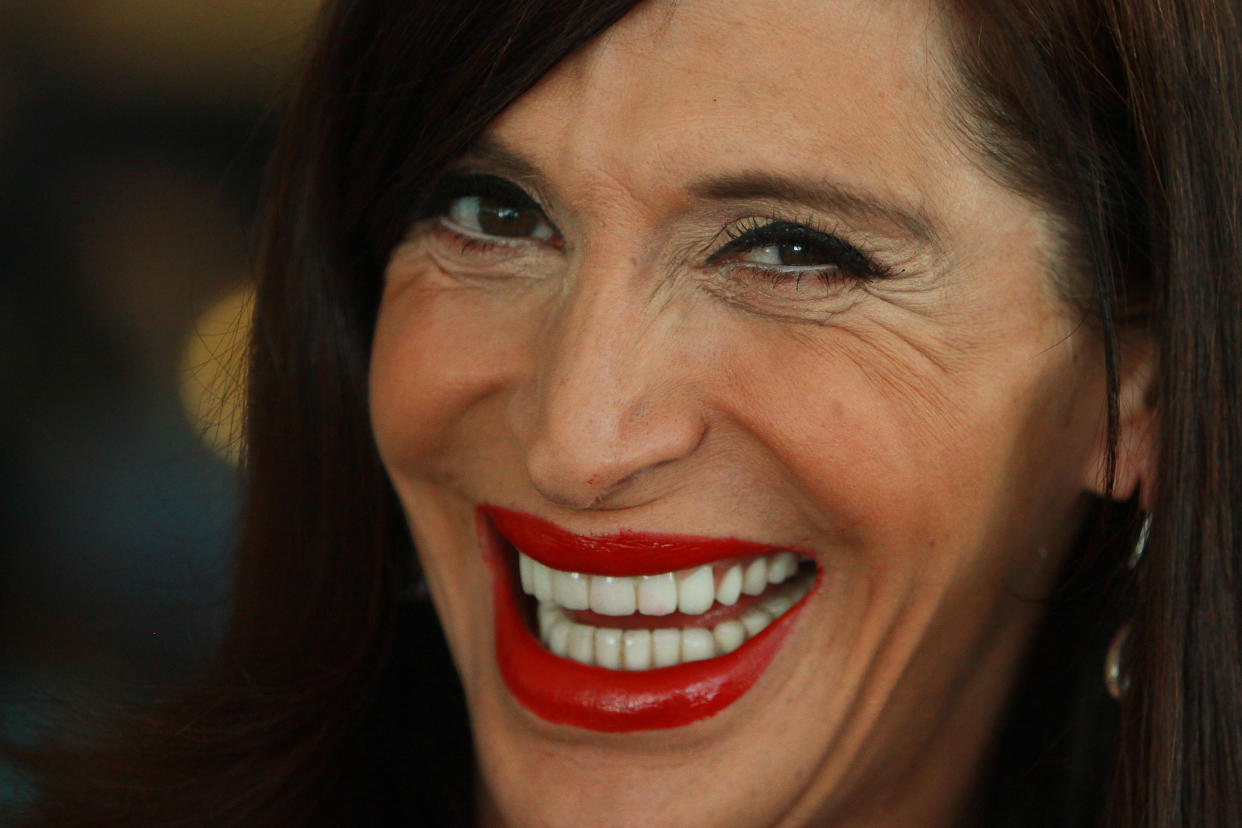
{"left": 709, "top": 221, "right": 816, "bottom": 259}
{"left": 707, "top": 218, "right": 883, "bottom": 278}
{"left": 427, "top": 171, "right": 550, "bottom": 218}
{"left": 423, "top": 170, "right": 565, "bottom": 247}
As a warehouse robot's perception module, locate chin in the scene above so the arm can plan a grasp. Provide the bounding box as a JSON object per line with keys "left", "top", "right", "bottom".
{"left": 431, "top": 502, "right": 856, "bottom": 828}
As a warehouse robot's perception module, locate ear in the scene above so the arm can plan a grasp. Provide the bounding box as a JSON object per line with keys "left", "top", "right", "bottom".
{"left": 1083, "top": 335, "right": 1157, "bottom": 509}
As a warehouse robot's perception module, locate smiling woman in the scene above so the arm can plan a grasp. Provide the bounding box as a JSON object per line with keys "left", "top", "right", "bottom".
{"left": 13, "top": 0, "right": 1242, "bottom": 826}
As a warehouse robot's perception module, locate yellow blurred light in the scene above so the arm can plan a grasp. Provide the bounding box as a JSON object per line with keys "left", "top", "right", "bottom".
{"left": 179, "top": 283, "right": 253, "bottom": 466}
{"left": 7, "top": 0, "right": 322, "bottom": 105}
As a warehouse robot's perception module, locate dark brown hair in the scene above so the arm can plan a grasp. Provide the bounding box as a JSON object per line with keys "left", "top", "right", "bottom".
{"left": 14, "top": 0, "right": 1241, "bottom": 825}
{"left": 946, "top": 4, "right": 1242, "bottom": 826}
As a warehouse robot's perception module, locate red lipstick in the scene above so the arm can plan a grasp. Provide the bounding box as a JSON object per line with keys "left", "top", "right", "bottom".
{"left": 486, "top": 504, "right": 787, "bottom": 575}
{"left": 478, "top": 506, "right": 818, "bottom": 732}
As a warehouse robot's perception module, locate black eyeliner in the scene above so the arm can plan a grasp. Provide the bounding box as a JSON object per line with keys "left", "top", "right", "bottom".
{"left": 709, "top": 220, "right": 880, "bottom": 279}
{"left": 443, "top": 170, "right": 539, "bottom": 203}
{"left": 420, "top": 170, "right": 558, "bottom": 229}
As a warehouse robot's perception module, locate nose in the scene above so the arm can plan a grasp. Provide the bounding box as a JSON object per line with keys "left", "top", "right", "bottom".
{"left": 510, "top": 262, "right": 706, "bottom": 510}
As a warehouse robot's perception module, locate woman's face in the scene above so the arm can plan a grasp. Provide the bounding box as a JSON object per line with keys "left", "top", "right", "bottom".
{"left": 370, "top": 0, "right": 1111, "bottom": 824}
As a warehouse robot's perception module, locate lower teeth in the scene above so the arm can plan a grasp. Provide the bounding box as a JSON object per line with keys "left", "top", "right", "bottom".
{"left": 536, "top": 570, "right": 814, "bottom": 670}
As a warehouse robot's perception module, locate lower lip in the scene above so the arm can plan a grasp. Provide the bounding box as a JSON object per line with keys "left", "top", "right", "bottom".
{"left": 479, "top": 510, "right": 815, "bottom": 732}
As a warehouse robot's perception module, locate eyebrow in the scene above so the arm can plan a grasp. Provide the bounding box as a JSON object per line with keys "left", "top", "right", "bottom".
{"left": 457, "top": 137, "right": 942, "bottom": 251}
{"left": 452, "top": 137, "right": 543, "bottom": 182}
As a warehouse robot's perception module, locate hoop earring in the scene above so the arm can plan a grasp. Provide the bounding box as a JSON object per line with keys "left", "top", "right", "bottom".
{"left": 1104, "top": 622, "right": 1133, "bottom": 700}
{"left": 1105, "top": 513, "right": 1151, "bottom": 701}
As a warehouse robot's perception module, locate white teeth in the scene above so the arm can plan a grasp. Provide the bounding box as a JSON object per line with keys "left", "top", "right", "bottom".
{"left": 622, "top": 629, "right": 652, "bottom": 670}
{"left": 519, "top": 554, "right": 534, "bottom": 594}
{"left": 567, "top": 624, "right": 594, "bottom": 664}
{"left": 637, "top": 573, "right": 678, "bottom": 616}
{"left": 760, "top": 591, "right": 795, "bottom": 618}
{"left": 537, "top": 602, "right": 560, "bottom": 633}
{"left": 740, "top": 607, "right": 773, "bottom": 637}
{"left": 768, "top": 551, "right": 798, "bottom": 584}
{"left": 677, "top": 565, "right": 715, "bottom": 615}
{"left": 590, "top": 575, "right": 637, "bottom": 616}
{"left": 532, "top": 561, "right": 554, "bottom": 602}
{"left": 532, "top": 569, "right": 815, "bottom": 670}
{"left": 741, "top": 558, "right": 768, "bottom": 595}
{"left": 713, "top": 619, "right": 746, "bottom": 655}
{"left": 516, "top": 551, "right": 810, "bottom": 622}
{"left": 551, "top": 569, "right": 590, "bottom": 610}
{"left": 716, "top": 565, "right": 743, "bottom": 606}
{"left": 547, "top": 619, "right": 572, "bottom": 657}
{"left": 680, "top": 627, "right": 715, "bottom": 662}
{"left": 652, "top": 628, "right": 681, "bottom": 667}
{"left": 594, "top": 628, "right": 622, "bottom": 669}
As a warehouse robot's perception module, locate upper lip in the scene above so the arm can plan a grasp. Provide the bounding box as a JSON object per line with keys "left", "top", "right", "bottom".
{"left": 483, "top": 504, "right": 799, "bottom": 576}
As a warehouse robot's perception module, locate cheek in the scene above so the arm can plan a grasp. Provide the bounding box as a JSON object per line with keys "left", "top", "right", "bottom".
{"left": 369, "top": 278, "right": 534, "bottom": 474}
{"left": 715, "top": 316, "right": 1098, "bottom": 579}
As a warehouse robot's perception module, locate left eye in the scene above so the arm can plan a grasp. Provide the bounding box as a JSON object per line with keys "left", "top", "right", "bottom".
{"left": 709, "top": 220, "right": 877, "bottom": 279}
{"left": 445, "top": 194, "right": 557, "bottom": 243}
{"left": 736, "top": 240, "right": 828, "bottom": 268}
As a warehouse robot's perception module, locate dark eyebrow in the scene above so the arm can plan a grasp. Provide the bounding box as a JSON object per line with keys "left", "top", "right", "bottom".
{"left": 458, "top": 137, "right": 941, "bottom": 250}
{"left": 688, "top": 172, "right": 941, "bottom": 250}
{"left": 452, "top": 136, "right": 543, "bottom": 182}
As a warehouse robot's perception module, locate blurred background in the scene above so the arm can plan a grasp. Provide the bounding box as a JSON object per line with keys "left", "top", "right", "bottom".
{"left": 0, "top": 0, "right": 319, "bottom": 723}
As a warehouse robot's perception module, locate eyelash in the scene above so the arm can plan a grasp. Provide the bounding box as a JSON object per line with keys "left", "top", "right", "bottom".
{"left": 706, "top": 216, "right": 890, "bottom": 288}
{"left": 421, "top": 173, "right": 888, "bottom": 288}
{"left": 421, "top": 173, "right": 558, "bottom": 255}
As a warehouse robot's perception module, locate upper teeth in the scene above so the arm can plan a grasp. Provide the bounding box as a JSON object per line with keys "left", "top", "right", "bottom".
{"left": 518, "top": 551, "right": 803, "bottom": 616}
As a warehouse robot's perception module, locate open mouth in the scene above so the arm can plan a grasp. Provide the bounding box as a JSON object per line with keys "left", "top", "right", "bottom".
{"left": 479, "top": 505, "right": 820, "bottom": 731}
{"left": 523, "top": 551, "right": 816, "bottom": 669}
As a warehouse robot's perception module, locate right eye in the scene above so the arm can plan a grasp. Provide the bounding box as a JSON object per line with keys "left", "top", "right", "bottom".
{"left": 429, "top": 173, "right": 561, "bottom": 249}
{"left": 444, "top": 194, "right": 557, "bottom": 243}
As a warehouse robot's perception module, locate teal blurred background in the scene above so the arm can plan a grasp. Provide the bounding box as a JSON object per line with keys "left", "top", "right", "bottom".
{"left": 1, "top": 1, "right": 318, "bottom": 713}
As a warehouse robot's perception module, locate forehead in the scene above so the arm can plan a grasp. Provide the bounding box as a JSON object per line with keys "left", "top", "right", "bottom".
{"left": 487, "top": 0, "right": 957, "bottom": 218}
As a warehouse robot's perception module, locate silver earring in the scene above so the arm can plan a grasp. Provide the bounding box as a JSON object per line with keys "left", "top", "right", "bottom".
{"left": 1104, "top": 621, "right": 1133, "bottom": 700}
{"left": 1105, "top": 513, "right": 1151, "bottom": 700}
{"left": 1127, "top": 511, "right": 1152, "bottom": 569}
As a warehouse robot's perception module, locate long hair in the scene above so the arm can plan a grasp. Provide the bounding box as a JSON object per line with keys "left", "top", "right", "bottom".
{"left": 16, "top": 1, "right": 1241, "bottom": 825}
{"left": 946, "top": 4, "right": 1242, "bottom": 826}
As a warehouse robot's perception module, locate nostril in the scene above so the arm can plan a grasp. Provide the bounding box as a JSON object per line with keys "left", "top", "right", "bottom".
{"left": 528, "top": 437, "right": 705, "bottom": 511}
{"left": 526, "top": 467, "right": 631, "bottom": 511}
{"left": 587, "top": 472, "right": 637, "bottom": 506}
{"left": 510, "top": 315, "right": 708, "bottom": 509}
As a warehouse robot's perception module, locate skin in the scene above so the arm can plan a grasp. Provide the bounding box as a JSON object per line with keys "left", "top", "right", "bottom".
{"left": 369, "top": 0, "right": 1153, "bottom": 825}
